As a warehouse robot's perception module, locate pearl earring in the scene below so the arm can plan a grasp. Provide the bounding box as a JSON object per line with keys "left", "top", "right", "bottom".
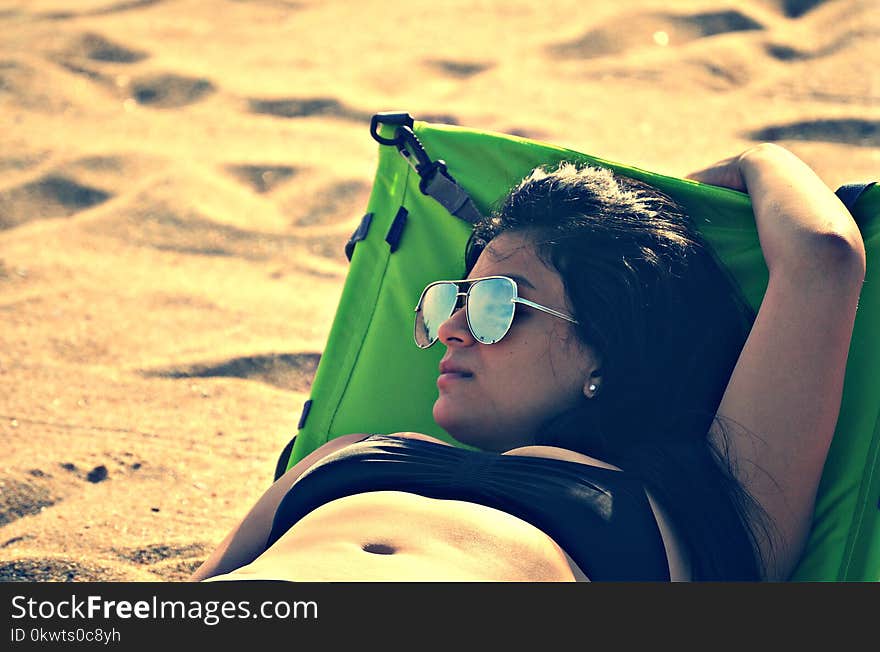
{"left": 589, "top": 384, "right": 597, "bottom": 392}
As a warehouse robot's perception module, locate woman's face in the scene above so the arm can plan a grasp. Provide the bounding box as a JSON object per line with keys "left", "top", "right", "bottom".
{"left": 432, "top": 232, "right": 602, "bottom": 451}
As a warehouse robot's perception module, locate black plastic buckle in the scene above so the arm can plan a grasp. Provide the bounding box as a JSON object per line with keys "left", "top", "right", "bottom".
{"left": 344, "top": 212, "right": 374, "bottom": 262}
{"left": 370, "top": 112, "right": 414, "bottom": 146}
{"left": 385, "top": 207, "right": 408, "bottom": 253}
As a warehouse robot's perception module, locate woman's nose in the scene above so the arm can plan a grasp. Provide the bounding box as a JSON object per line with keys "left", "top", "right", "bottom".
{"left": 436, "top": 305, "right": 474, "bottom": 347}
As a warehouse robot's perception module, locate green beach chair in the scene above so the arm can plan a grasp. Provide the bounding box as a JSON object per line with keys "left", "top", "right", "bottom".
{"left": 276, "top": 112, "right": 880, "bottom": 582}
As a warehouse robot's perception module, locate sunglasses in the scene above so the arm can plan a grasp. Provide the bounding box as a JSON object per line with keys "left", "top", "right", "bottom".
{"left": 414, "top": 275, "right": 578, "bottom": 349}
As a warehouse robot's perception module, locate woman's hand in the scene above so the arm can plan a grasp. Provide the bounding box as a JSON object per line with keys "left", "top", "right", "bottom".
{"left": 685, "top": 154, "right": 748, "bottom": 193}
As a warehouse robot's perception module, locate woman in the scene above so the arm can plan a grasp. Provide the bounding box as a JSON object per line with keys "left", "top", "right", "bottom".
{"left": 191, "top": 143, "right": 865, "bottom": 582}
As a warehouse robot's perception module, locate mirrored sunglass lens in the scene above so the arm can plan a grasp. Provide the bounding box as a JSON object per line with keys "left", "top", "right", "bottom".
{"left": 415, "top": 282, "right": 458, "bottom": 347}
{"left": 468, "top": 278, "right": 515, "bottom": 344}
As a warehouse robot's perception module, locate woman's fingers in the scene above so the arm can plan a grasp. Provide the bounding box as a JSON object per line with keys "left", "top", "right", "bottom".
{"left": 685, "top": 154, "right": 748, "bottom": 192}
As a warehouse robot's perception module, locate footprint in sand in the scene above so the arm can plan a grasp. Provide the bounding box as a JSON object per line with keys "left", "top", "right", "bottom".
{"left": 130, "top": 73, "right": 216, "bottom": 109}
{"left": 0, "top": 153, "right": 169, "bottom": 230}
{"left": 0, "top": 475, "right": 60, "bottom": 527}
{"left": 0, "top": 174, "right": 112, "bottom": 230}
{"left": 53, "top": 31, "right": 149, "bottom": 67}
{"left": 548, "top": 9, "right": 764, "bottom": 59}
{"left": 48, "top": 31, "right": 148, "bottom": 91}
{"left": 71, "top": 32, "right": 149, "bottom": 63}
{"left": 765, "top": 42, "right": 816, "bottom": 61}
{"left": 423, "top": 58, "right": 493, "bottom": 79}
{"left": 747, "top": 118, "right": 880, "bottom": 146}
{"left": 763, "top": 0, "right": 829, "bottom": 19}
{"left": 225, "top": 164, "right": 300, "bottom": 194}
{"left": 247, "top": 96, "right": 373, "bottom": 123}
{"left": 143, "top": 352, "right": 321, "bottom": 393}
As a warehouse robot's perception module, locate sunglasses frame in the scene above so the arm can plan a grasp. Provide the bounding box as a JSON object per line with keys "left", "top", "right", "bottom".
{"left": 413, "top": 275, "right": 578, "bottom": 349}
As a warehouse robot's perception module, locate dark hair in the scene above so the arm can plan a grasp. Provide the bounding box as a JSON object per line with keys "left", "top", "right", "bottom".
{"left": 465, "top": 162, "right": 773, "bottom": 580}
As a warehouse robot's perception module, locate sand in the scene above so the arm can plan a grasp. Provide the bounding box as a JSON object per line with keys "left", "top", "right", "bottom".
{"left": 0, "top": 0, "right": 877, "bottom": 582}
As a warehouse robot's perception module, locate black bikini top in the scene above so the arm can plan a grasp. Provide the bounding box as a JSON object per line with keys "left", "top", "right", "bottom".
{"left": 268, "top": 434, "right": 671, "bottom": 581}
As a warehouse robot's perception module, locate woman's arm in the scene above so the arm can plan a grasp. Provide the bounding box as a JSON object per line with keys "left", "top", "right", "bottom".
{"left": 189, "top": 432, "right": 371, "bottom": 581}
{"left": 688, "top": 144, "right": 867, "bottom": 580}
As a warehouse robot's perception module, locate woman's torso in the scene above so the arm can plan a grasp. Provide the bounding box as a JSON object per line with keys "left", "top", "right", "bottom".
{"left": 205, "top": 433, "right": 691, "bottom": 582}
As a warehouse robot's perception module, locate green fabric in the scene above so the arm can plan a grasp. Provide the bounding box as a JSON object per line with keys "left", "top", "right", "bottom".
{"left": 287, "top": 119, "right": 879, "bottom": 581}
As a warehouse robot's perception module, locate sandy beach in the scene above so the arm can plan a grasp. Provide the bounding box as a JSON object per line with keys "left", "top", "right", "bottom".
{"left": 1, "top": 0, "right": 877, "bottom": 581}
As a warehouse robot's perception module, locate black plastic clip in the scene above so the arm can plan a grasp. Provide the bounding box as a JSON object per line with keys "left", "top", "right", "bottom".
{"left": 297, "top": 399, "right": 313, "bottom": 430}
{"left": 370, "top": 112, "right": 415, "bottom": 146}
{"left": 385, "top": 207, "right": 408, "bottom": 253}
{"left": 344, "top": 212, "right": 374, "bottom": 262}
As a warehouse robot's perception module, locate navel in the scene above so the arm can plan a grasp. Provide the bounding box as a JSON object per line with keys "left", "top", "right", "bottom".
{"left": 362, "top": 543, "right": 396, "bottom": 555}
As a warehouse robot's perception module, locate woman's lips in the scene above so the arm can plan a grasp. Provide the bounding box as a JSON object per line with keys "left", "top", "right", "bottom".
{"left": 439, "top": 359, "right": 472, "bottom": 376}
{"left": 437, "top": 361, "right": 473, "bottom": 390}
{"left": 437, "top": 371, "right": 472, "bottom": 391}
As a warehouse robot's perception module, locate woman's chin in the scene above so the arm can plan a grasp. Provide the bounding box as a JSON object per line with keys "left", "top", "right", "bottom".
{"left": 432, "top": 398, "right": 458, "bottom": 434}
{"left": 433, "top": 399, "right": 475, "bottom": 441}
{"left": 432, "top": 401, "right": 498, "bottom": 451}
{"left": 433, "top": 400, "right": 538, "bottom": 452}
